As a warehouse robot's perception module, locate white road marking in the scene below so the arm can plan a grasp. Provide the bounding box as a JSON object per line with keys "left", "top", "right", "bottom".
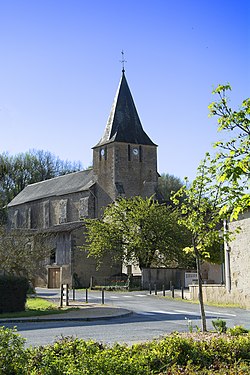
{"left": 205, "top": 310, "right": 236, "bottom": 317}
{"left": 135, "top": 294, "right": 147, "bottom": 297}
{"left": 151, "top": 310, "right": 180, "bottom": 315}
{"left": 174, "top": 310, "right": 197, "bottom": 315}
{"left": 136, "top": 311, "right": 155, "bottom": 316}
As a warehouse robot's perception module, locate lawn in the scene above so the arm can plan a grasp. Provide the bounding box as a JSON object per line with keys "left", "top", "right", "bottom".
{"left": 0, "top": 297, "right": 68, "bottom": 318}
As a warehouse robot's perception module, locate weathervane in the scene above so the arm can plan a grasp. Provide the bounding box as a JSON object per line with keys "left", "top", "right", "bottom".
{"left": 120, "top": 50, "right": 127, "bottom": 73}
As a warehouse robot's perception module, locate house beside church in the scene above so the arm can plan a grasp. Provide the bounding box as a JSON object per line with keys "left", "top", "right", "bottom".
{"left": 7, "top": 69, "right": 159, "bottom": 288}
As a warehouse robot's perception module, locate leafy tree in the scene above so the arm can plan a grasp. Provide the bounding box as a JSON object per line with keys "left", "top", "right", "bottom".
{"left": 172, "top": 155, "right": 225, "bottom": 332}
{"left": 157, "top": 173, "right": 183, "bottom": 203}
{"left": 0, "top": 149, "right": 82, "bottom": 223}
{"left": 0, "top": 225, "right": 54, "bottom": 282}
{"left": 84, "top": 196, "right": 193, "bottom": 270}
{"left": 208, "top": 84, "right": 250, "bottom": 219}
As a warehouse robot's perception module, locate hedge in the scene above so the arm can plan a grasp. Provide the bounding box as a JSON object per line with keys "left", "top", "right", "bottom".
{"left": 1, "top": 327, "right": 250, "bottom": 374}
{"left": 0, "top": 275, "right": 29, "bottom": 313}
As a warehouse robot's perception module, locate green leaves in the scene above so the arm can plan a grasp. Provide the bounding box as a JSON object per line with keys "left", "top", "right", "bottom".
{"left": 84, "top": 196, "right": 192, "bottom": 270}
{"left": 208, "top": 84, "right": 250, "bottom": 219}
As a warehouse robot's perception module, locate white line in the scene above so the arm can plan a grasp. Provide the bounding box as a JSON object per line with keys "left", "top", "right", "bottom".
{"left": 151, "top": 310, "right": 180, "bottom": 315}
{"left": 135, "top": 294, "right": 147, "bottom": 297}
{"left": 174, "top": 310, "right": 197, "bottom": 315}
{"left": 205, "top": 310, "right": 236, "bottom": 317}
{"left": 136, "top": 311, "right": 155, "bottom": 316}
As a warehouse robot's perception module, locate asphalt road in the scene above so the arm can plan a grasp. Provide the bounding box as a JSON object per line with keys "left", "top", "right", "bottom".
{"left": 4, "top": 288, "right": 250, "bottom": 347}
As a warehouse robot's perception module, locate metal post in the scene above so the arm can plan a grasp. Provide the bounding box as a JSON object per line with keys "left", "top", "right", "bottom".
{"left": 66, "top": 284, "right": 69, "bottom": 306}
{"left": 60, "top": 284, "right": 63, "bottom": 307}
{"left": 102, "top": 289, "right": 105, "bottom": 304}
{"left": 149, "top": 283, "right": 152, "bottom": 294}
{"left": 154, "top": 283, "right": 157, "bottom": 295}
{"left": 73, "top": 287, "right": 75, "bottom": 301}
{"left": 181, "top": 286, "right": 184, "bottom": 299}
{"left": 162, "top": 284, "right": 165, "bottom": 297}
{"left": 85, "top": 288, "right": 88, "bottom": 303}
{"left": 171, "top": 286, "right": 174, "bottom": 298}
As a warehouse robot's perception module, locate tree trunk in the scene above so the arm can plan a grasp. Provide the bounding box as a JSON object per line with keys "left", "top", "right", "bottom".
{"left": 194, "top": 244, "right": 207, "bottom": 332}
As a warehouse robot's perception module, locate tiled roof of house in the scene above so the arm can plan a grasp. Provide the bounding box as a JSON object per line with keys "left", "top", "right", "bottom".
{"left": 94, "top": 71, "right": 156, "bottom": 147}
{"left": 8, "top": 169, "right": 95, "bottom": 207}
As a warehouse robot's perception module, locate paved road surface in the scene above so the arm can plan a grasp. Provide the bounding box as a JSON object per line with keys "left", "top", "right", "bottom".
{"left": 3, "top": 289, "right": 250, "bottom": 347}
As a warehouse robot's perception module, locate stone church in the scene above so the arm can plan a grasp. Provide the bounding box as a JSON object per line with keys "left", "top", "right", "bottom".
{"left": 7, "top": 68, "right": 158, "bottom": 288}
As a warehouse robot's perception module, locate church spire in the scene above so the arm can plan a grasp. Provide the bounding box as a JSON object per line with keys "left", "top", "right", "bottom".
{"left": 94, "top": 69, "right": 156, "bottom": 148}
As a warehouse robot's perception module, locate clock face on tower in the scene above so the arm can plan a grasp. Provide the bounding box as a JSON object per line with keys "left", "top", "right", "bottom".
{"left": 132, "top": 148, "right": 138, "bottom": 155}
{"left": 100, "top": 148, "right": 105, "bottom": 157}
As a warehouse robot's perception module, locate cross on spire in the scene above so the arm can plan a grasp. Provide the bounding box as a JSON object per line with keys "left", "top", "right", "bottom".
{"left": 120, "top": 50, "right": 127, "bottom": 73}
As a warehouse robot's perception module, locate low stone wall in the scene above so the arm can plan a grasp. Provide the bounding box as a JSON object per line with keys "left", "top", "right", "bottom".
{"left": 189, "top": 284, "right": 250, "bottom": 309}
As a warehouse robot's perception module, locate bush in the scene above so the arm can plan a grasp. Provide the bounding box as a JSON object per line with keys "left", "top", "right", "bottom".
{"left": 0, "top": 326, "right": 27, "bottom": 375}
{"left": 0, "top": 275, "right": 29, "bottom": 313}
{"left": 0, "top": 327, "right": 250, "bottom": 374}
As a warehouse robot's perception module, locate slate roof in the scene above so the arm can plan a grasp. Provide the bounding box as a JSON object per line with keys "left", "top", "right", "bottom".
{"left": 94, "top": 71, "right": 156, "bottom": 147}
{"left": 8, "top": 169, "right": 95, "bottom": 207}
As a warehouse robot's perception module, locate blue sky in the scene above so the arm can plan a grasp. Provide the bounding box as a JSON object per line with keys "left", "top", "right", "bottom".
{"left": 0, "top": 0, "right": 249, "bottom": 180}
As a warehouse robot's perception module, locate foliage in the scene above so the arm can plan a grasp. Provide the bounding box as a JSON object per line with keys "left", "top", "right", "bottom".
{"left": 84, "top": 196, "right": 193, "bottom": 270}
{"left": 0, "top": 149, "right": 82, "bottom": 224}
{"left": 0, "top": 327, "right": 27, "bottom": 375}
{"left": 0, "top": 225, "right": 54, "bottom": 281}
{"left": 0, "top": 275, "right": 29, "bottom": 313}
{"left": 172, "top": 155, "right": 227, "bottom": 332}
{"left": 227, "top": 325, "right": 249, "bottom": 336}
{"left": 212, "top": 319, "right": 227, "bottom": 333}
{"left": 208, "top": 84, "right": 250, "bottom": 219}
{"left": 1, "top": 327, "right": 250, "bottom": 374}
{"left": 157, "top": 173, "right": 183, "bottom": 203}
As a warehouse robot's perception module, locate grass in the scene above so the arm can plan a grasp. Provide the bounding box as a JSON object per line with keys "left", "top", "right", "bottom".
{"left": 0, "top": 297, "right": 75, "bottom": 318}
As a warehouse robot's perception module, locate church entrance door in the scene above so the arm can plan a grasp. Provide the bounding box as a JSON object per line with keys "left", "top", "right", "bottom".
{"left": 48, "top": 267, "right": 61, "bottom": 288}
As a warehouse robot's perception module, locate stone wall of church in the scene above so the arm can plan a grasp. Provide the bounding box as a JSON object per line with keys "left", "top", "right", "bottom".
{"left": 8, "top": 190, "right": 93, "bottom": 230}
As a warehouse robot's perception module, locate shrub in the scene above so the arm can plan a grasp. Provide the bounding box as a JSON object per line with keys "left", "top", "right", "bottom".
{"left": 0, "top": 326, "right": 27, "bottom": 375}
{"left": 0, "top": 275, "right": 29, "bottom": 313}
{"left": 212, "top": 318, "right": 227, "bottom": 333}
{"left": 227, "top": 325, "right": 249, "bottom": 336}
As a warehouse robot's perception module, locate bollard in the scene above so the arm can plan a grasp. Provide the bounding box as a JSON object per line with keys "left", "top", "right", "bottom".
{"left": 181, "top": 286, "right": 184, "bottom": 299}
{"left": 73, "top": 287, "right": 75, "bottom": 301}
{"left": 149, "top": 283, "right": 152, "bottom": 295}
{"left": 85, "top": 288, "right": 88, "bottom": 303}
{"left": 162, "top": 284, "right": 165, "bottom": 297}
{"left": 102, "top": 289, "right": 105, "bottom": 304}
{"left": 154, "top": 283, "right": 157, "bottom": 295}
{"left": 171, "top": 285, "right": 174, "bottom": 298}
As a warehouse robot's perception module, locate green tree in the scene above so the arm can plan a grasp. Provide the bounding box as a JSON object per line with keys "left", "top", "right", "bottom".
{"left": 0, "top": 149, "right": 82, "bottom": 223}
{"left": 157, "top": 173, "right": 183, "bottom": 203}
{"left": 84, "top": 196, "right": 193, "bottom": 270}
{"left": 208, "top": 84, "right": 250, "bottom": 219}
{"left": 172, "top": 155, "right": 225, "bottom": 332}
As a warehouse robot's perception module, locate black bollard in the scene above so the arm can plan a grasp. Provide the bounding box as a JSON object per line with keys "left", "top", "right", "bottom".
{"left": 85, "top": 288, "right": 88, "bottom": 303}
{"left": 171, "top": 285, "right": 174, "bottom": 298}
{"left": 102, "top": 289, "right": 105, "bottom": 304}
{"left": 162, "top": 284, "right": 165, "bottom": 297}
{"left": 154, "top": 283, "right": 157, "bottom": 295}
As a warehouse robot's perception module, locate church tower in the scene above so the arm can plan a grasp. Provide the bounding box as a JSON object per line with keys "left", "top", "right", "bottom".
{"left": 93, "top": 68, "right": 158, "bottom": 203}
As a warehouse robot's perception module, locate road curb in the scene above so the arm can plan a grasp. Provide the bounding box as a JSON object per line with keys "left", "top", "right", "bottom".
{"left": 0, "top": 309, "right": 133, "bottom": 324}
